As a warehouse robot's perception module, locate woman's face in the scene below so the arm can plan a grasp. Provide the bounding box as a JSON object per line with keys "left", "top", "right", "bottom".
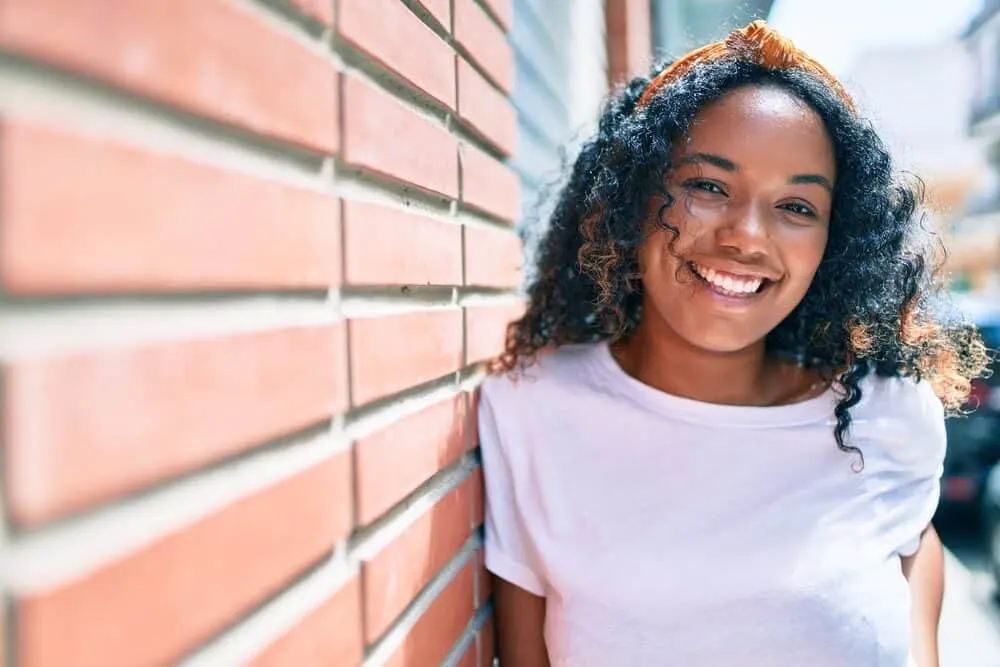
{"left": 638, "top": 84, "right": 836, "bottom": 354}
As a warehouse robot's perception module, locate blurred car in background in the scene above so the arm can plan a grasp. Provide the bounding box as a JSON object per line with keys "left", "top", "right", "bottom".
{"left": 940, "top": 294, "right": 1000, "bottom": 509}
{"left": 983, "top": 461, "right": 1000, "bottom": 590}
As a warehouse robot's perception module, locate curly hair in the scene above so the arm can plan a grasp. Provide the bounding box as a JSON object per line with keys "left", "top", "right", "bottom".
{"left": 495, "top": 58, "right": 990, "bottom": 461}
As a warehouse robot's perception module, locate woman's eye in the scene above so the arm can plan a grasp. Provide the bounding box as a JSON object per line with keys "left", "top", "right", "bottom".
{"left": 780, "top": 202, "right": 816, "bottom": 218}
{"left": 684, "top": 180, "right": 726, "bottom": 196}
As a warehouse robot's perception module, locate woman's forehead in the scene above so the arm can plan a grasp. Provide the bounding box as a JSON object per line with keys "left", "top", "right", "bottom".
{"left": 674, "top": 87, "right": 835, "bottom": 178}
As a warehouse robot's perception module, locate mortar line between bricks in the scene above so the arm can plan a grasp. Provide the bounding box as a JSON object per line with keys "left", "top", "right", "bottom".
{"left": 331, "top": 0, "right": 496, "bottom": 129}
{"left": 336, "top": 170, "right": 516, "bottom": 232}
{"left": 344, "top": 377, "right": 465, "bottom": 441}
{"left": 0, "top": 374, "right": 9, "bottom": 575}
{"left": 179, "top": 547, "right": 358, "bottom": 667}
{"left": 339, "top": 289, "right": 521, "bottom": 318}
{"left": 338, "top": 156, "right": 533, "bottom": 235}
{"left": 0, "top": 55, "right": 331, "bottom": 191}
{"left": 450, "top": 112, "right": 509, "bottom": 162}
{"left": 457, "top": 200, "right": 520, "bottom": 228}
{"left": 349, "top": 458, "right": 477, "bottom": 562}
{"left": 332, "top": 35, "right": 515, "bottom": 162}
{"left": 398, "top": 0, "right": 451, "bottom": 39}
{"left": 457, "top": 292, "right": 525, "bottom": 307}
{"left": 441, "top": 601, "right": 493, "bottom": 667}
{"left": 450, "top": 40, "right": 507, "bottom": 99}
{"left": 0, "top": 290, "right": 521, "bottom": 360}
{"left": 362, "top": 535, "right": 482, "bottom": 667}
{"left": 4, "top": 427, "right": 347, "bottom": 594}
{"left": 473, "top": 0, "right": 508, "bottom": 33}
{"left": 0, "top": 295, "right": 339, "bottom": 361}
{"left": 336, "top": 45, "right": 452, "bottom": 126}
{"left": 0, "top": 225, "right": 14, "bottom": 663}
{"left": 245, "top": 0, "right": 330, "bottom": 43}
{"left": 334, "top": 167, "right": 456, "bottom": 218}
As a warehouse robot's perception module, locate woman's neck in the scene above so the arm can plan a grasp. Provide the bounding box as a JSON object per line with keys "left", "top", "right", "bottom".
{"left": 612, "top": 322, "right": 821, "bottom": 407}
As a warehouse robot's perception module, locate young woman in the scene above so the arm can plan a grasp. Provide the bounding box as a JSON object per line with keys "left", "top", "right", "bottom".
{"left": 478, "top": 21, "right": 989, "bottom": 667}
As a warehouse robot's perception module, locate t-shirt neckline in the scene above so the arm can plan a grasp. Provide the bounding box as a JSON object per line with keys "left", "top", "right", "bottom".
{"left": 589, "top": 341, "right": 839, "bottom": 427}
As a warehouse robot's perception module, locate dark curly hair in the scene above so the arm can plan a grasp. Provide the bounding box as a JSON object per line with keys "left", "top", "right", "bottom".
{"left": 495, "top": 58, "right": 990, "bottom": 461}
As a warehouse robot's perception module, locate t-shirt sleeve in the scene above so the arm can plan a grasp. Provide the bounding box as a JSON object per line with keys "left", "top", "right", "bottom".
{"left": 478, "top": 381, "right": 546, "bottom": 596}
{"left": 882, "top": 378, "right": 947, "bottom": 558}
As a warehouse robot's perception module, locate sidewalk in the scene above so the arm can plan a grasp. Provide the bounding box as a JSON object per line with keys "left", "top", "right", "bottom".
{"left": 938, "top": 549, "right": 1000, "bottom": 667}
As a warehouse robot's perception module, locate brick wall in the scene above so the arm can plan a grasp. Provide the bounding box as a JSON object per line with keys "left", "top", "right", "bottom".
{"left": 0, "top": 0, "right": 524, "bottom": 665}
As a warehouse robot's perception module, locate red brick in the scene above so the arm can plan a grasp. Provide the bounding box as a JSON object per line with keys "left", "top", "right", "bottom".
{"left": 5, "top": 325, "right": 348, "bottom": 526}
{"left": 339, "top": 0, "right": 455, "bottom": 109}
{"left": 342, "top": 74, "right": 459, "bottom": 198}
{"left": 464, "top": 225, "right": 522, "bottom": 288}
{"left": 349, "top": 310, "right": 463, "bottom": 406}
{"left": 478, "top": 618, "right": 496, "bottom": 666}
{"left": 292, "top": 0, "right": 334, "bottom": 24}
{"left": 457, "top": 58, "right": 517, "bottom": 156}
{"left": 0, "top": 0, "right": 338, "bottom": 152}
{"left": 0, "top": 121, "right": 340, "bottom": 295}
{"left": 606, "top": 0, "right": 653, "bottom": 86}
{"left": 454, "top": 0, "right": 513, "bottom": 92}
{"left": 17, "top": 458, "right": 350, "bottom": 667}
{"left": 355, "top": 395, "right": 468, "bottom": 525}
{"left": 384, "top": 562, "right": 476, "bottom": 667}
{"left": 465, "top": 303, "right": 524, "bottom": 365}
{"left": 363, "top": 479, "right": 473, "bottom": 641}
{"left": 249, "top": 577, "right": 363, "bottom": 667}
{"left": 482, "top": 0, "right": 513, "bottom": 30}
{"left": 460, "top": 143, "right": 520, "bottom": 222}
{"left": 456, "top": 643, "right": 478, "bottom": 667}
{"left": 343, "top": 201, "right": 462, "bottom": 286}
{"left": 415, "top": 0, "right": 451, "bottom": 28}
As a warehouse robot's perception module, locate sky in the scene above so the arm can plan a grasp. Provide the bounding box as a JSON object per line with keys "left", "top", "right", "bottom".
{"left": 768, "top": 0, "right": 984, "bottom": 77}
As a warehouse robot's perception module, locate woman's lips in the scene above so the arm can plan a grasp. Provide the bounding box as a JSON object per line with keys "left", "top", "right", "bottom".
{"left": 689, "top": 261, "right": 771, "bottom": 298}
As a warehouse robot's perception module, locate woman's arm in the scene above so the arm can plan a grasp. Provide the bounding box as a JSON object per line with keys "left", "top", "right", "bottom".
{"left": 901, "top": 524, "right": 945, "bottom": 667}
{"left": 493, "top": 576, "right": 550, "bottom": 667}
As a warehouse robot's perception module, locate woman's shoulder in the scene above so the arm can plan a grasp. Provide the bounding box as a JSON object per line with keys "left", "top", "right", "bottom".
{"left": 853, "top": 373, "right": 946, "bottom": 469}
{"left": 480, "top": 342, "right": 604, "bottom": 407}
{"left": 477, "top": 343, "right": 605, "bottom": 464}
{"left": 856, "top": 373, "right": 945, "bottom": 423}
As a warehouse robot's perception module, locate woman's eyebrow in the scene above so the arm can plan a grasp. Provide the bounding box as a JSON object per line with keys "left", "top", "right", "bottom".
{"left": 679, "top": 153, "right": 834, "bottom": 193}
{"left": 678, "top": 152, "right": 738, "bottom": 171}
{"left": 790, "top": 174, "right": 833, "bottom": 192}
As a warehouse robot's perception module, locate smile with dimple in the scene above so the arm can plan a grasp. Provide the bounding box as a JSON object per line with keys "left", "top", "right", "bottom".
{"left": 688, "top": 262, "right": 771, "bottom": 298}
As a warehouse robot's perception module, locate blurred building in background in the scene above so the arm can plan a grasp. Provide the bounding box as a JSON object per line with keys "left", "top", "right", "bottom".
{"left": 958, "top": 0, "right": 1000, "bottom": 292}
{"left": 845, "top": 41, "right": 987, "bottom": 290}
{"left": 509, "top": 0, "right": 608, "bottom": 221}
{"left": 652, "top": 0, "right": 774, "bottom": 59}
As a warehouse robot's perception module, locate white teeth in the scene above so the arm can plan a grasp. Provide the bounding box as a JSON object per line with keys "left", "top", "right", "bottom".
{"left": 692, "top": 263, "right": 764, "bottom": 296}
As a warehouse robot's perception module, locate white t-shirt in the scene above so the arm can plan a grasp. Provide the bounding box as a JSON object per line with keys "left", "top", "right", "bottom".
{"left": 480, "top": 342, "right": 945, "bottom": 667}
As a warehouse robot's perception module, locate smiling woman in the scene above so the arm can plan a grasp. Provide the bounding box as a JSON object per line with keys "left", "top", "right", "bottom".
{"left": 479, "top": 20, "right": 990, "bottom": 667}
{"left": 636, "top": 86, "right": 834, "bottom": 360}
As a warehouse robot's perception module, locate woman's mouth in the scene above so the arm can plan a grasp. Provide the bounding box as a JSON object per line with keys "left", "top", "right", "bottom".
{"left": 687, "top": 262, "right": 773, "bottom": 299}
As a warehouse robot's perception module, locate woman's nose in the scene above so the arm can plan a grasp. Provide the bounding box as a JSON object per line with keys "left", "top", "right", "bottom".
{"left": 714, "top": 203, "right": 771, "bottom": 256}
